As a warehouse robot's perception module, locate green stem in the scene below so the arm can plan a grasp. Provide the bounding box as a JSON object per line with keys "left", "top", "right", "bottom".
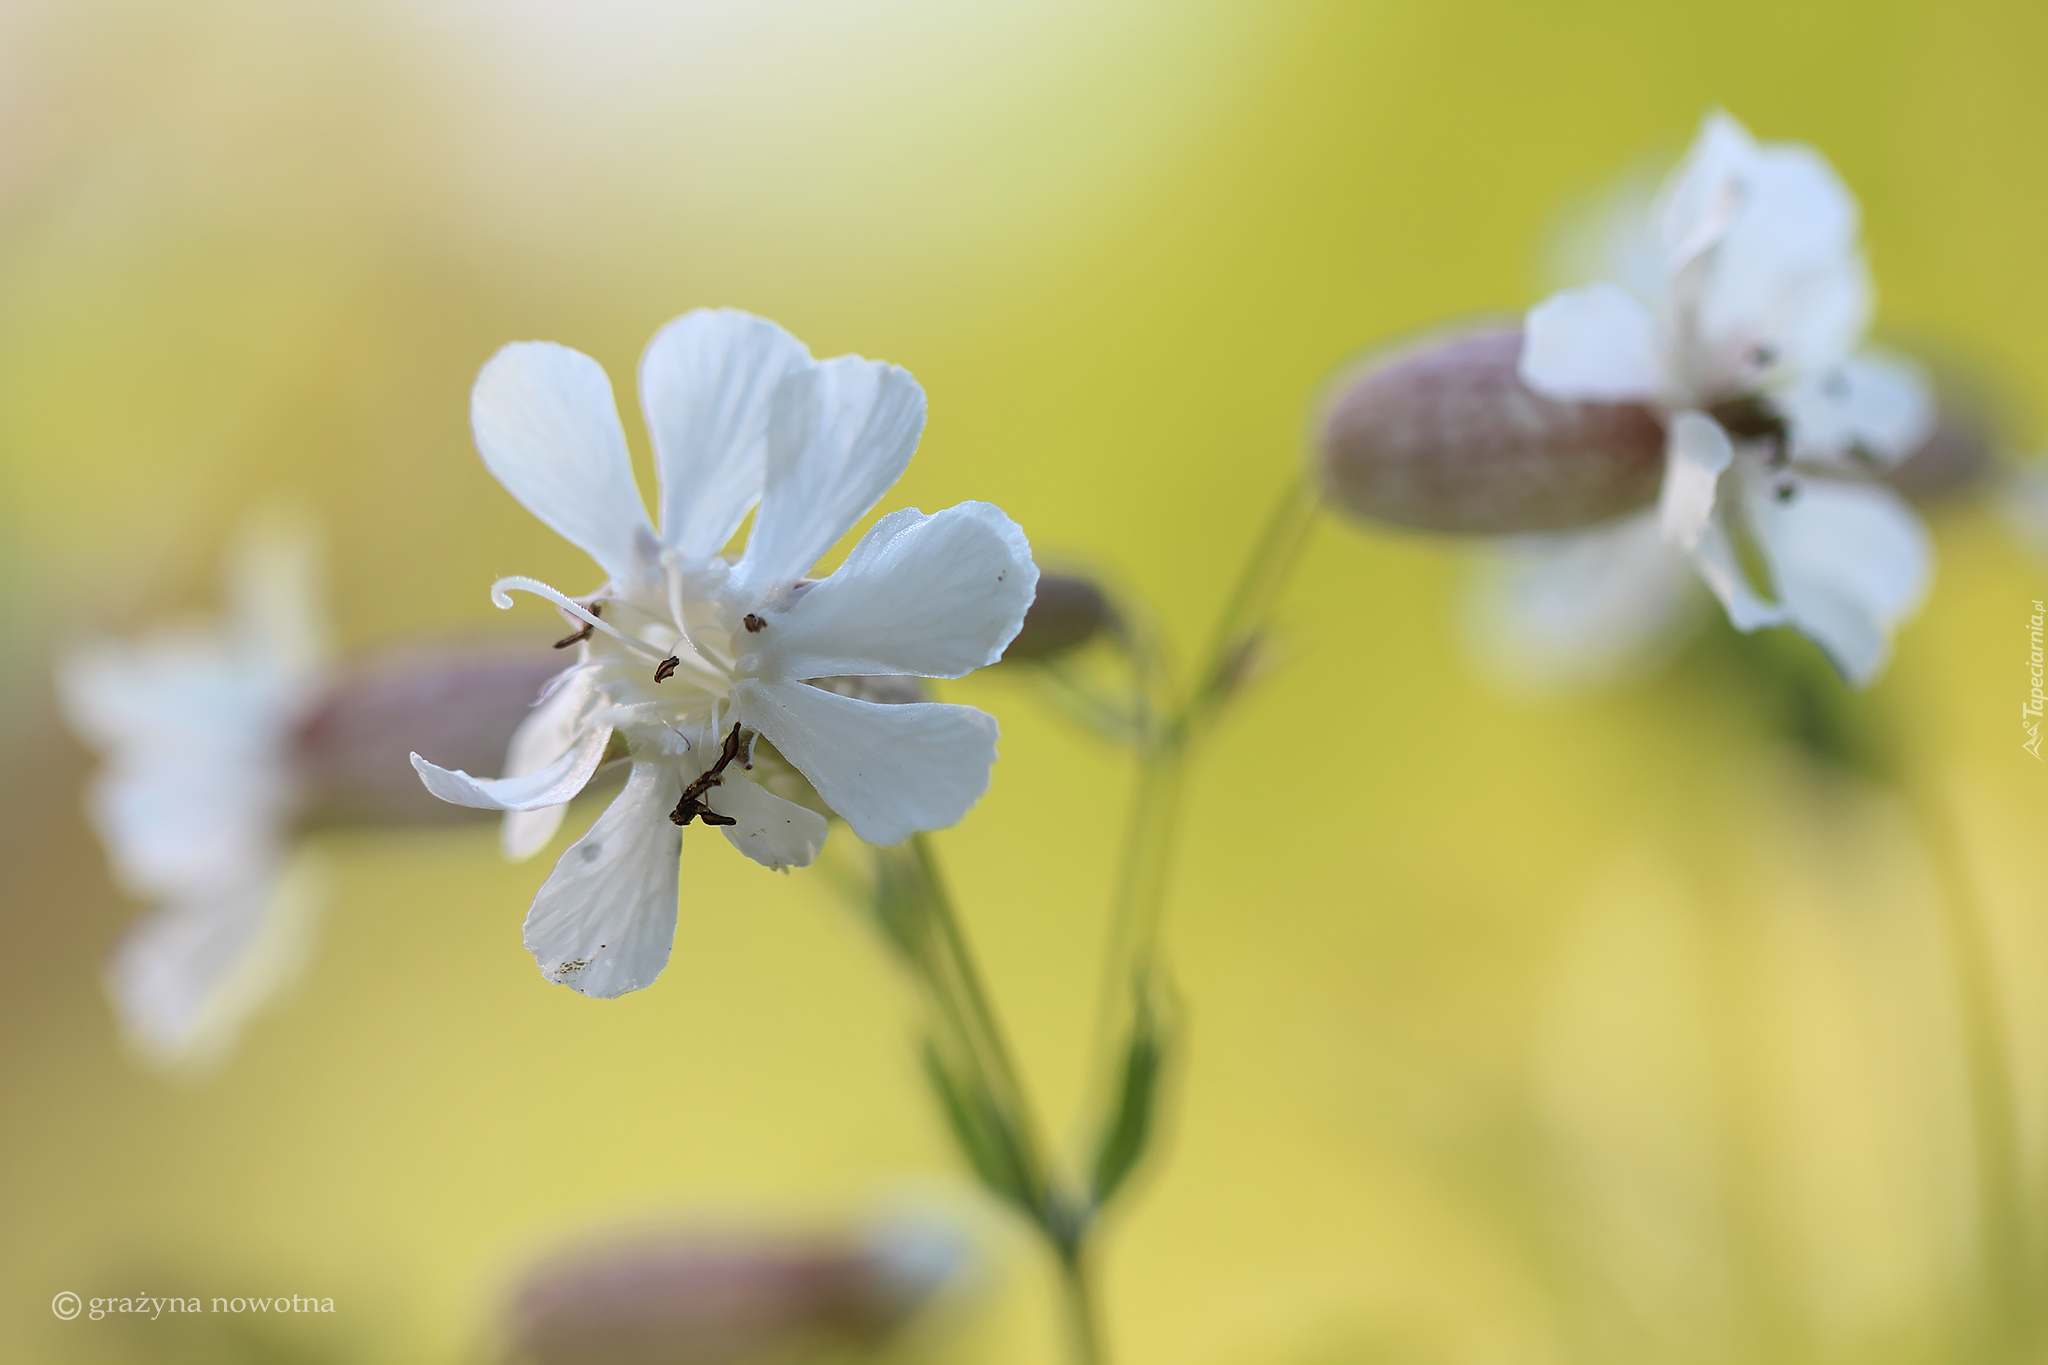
{"left": 1057, "top": 1245, "right": 1104, "bottom": 1365}
{"left": 912, "top": 836, "right": 1040, "bottom": 1138}
{"left": 1095, "top": 475, "right": 1319, "bottom": 1063}
{"left": 863, "top": 476, "right": 1318, "bottom": 1365}
{"left": 887, "top": 837, "right": 1104, "bottom": 1365}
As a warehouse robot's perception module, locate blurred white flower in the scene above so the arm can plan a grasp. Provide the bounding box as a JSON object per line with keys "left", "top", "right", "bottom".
{"left": 59, "top": 514, "right": 329, "bottom": 1070}
{"left": 1464, "top": 511, "right": 1704, "bottom": 694}
{"left": 412, "top": 309, "right": 1036, "bottom": 998}
{"left": 2002, "top": 464, "right": 2048, "bottom": 559}
{"left": 1515, "top": 111, "right": 1935, "bottom": 686}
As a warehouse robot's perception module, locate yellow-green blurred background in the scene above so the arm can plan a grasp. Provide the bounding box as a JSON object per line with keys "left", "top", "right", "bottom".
{"left": 4, "top": 2, "right": 2046, "bottom": 1362}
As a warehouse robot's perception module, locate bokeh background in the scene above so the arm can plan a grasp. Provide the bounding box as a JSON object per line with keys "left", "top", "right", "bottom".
{"left": 3, "top": 1, "right": 2046, "bottom": 1362}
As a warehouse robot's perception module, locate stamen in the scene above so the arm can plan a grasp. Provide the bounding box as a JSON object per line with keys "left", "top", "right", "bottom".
{"left": 491, "top": 577, "right": 669, "bottom": 664}
{"left": 669, "top": 722, "right": 747, "bottom": 827}
{"left": 654, "top": 656, "right": 680, "bottom": 684}
{"left": 743, "top": 613, "right": 767, "bottom": 633}
{"left": 553, "top": 600, "right": 602, "bottom": 649}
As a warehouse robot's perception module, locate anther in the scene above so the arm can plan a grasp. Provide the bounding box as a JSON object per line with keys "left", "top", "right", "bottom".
{"left": 668, "top": 723, "right": 748, "bottom": 826}
{"left": 743, "top": 613, "right": 767, "bottom": 633}
{"left": 1774, "top": 477, "right": 1799, "bottom": 503}
{"left": 654, "top": 656, "right": 680, "bottom": 684}
{"left": 553, "top": 601, "right": 602, "bottom": 650}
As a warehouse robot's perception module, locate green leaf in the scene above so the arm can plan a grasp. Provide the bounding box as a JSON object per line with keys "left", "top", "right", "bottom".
{"left": 920, "top": 1041, "right": 1041, "bottom": 1216}
{"left": 1088, "top": 1002, "right": 1168, "bottom": 1210}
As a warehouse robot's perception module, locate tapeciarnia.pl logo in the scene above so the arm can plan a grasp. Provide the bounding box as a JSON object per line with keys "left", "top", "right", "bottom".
{"left": 2026, "top": 599, "right": 2044, "bottom": 761}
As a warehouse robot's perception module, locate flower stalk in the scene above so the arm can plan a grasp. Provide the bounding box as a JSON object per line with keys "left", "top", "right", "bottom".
{"left": 856, "top": 836, "right": 1098, "bottom": 1362}
{"left": 1094, "top": 474, "right": 1320, "bottom": 1096}
{"left": 844, "top": 475, "right": 1320, "bottom": 1365}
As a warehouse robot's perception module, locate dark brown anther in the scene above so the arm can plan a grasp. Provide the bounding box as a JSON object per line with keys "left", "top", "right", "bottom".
{"left": 743, "top": 613, "right": 767, "bottom": 633}
{"left": 653, "top": 656, "right": 680, "bottom": 684}
{"left": 553, "top": 601, "right": 602, "bottom": 650}
{"left": 668, "top": 723, "right": 747, "bottom": 826}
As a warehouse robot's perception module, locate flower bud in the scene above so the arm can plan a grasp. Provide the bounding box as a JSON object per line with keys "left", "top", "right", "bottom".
{"left": 1000, "top": 573, "right": 1115, "bottom": 662}
{"left": 293, "top": 641, "right": 563, "bottom": 828}
{"left": 1316, "top": 325, "right": 1666, "bottom": 534}
{"left": 500, "top": 1225, "right": 962, "bottom": 1365}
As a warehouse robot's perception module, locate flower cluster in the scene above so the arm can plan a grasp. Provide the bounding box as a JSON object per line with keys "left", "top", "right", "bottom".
{"left": 411, "top": 310, "right": 1037, "bottom": 997}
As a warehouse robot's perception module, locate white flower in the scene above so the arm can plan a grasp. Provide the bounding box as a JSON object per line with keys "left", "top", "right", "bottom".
{"left": 1517, "top": 111, "right": 1935, "bottom": 686}
{"left": 411, "top": 309, "right": 1037, "bottom": 998}
{"left": 59, "top": 514, "right": 329, "bottom": 1069}
{"left": 1464, "top": 512, "right": 1706, "bottom": 693}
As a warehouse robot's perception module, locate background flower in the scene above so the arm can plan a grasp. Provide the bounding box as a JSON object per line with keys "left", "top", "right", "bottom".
{"left": 58, "top": 513, "right": 329, "bottom": 1069}
{"left": 1518, "top": 111, "right": 1936, "bottom": 685}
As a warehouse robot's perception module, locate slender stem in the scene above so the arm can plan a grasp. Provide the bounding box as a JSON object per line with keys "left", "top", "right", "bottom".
{"left": 861, "top": 476, "right": 1317, "bottom": 1365}
{"left": 1057, "top": 1245, "right": 1104, "bottom": 1365}
{"left": 1187, "top": 474, "right": 1322, "bottom": 727}
{"left": 892, "top": 837, "right": 1105, "bottom": 1365}
{"left": 1094, "top": 475, "right": 1319, "bottom": 1063}
{"left": 912, "top": 834, "right": 1041, "bottom": 1144}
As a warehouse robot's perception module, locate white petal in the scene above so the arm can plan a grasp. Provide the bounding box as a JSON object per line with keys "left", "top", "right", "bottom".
{"left": 1746, "top": 476, "right": 1932, "bottom": 686}
{"left": 1688, "top": 517, "right": 1788, "bottom": 634}
{"left": 410, "top": 720, "right": 612, "bottom": 811}
{"left": 1693, "top": 146, "right": 1869, "bottom": 381}
{"left": 1658, "top": 412, "right": 1734, "bottom": 552}
{"left": 59, "top": 632, "right": 284, "bottom": 758}
{"left": 1463, "top": 513, "right": 1703, "bottom": 692}
{"left": 705, "top": 771, "right": 828, "bottom": 870}
{"left": 523, "top": 762, "right": 683, "bottom": 998}
{"left": 641, "top": 310, "right": 814, "bottom": 563}
{"left": 472, "top": 342, "right": 656, "bottom": 586}
{"left": 1781, "top": 349, "right": 1935, "bottom": 467}
{"left": 1520, "top": 283, "right": 1666, "bottom": 402}
{"left": 498, "top": 666, "right": 603, "bottom": 860}
{"left": 741, "top": 502, "right": 1037, "bottom": 682}
{"left": 734, "top": 680, "right": 997, "bottom": 847}
{"left": 59, "top": 618, "right": 301, "bottom": 900}
{"left": 730, "top": 357, "right": 927, "bottom": 600}
{"left": 1657, "top": 109, "right": 1759, "bottom": 266}
{"left": 105, "top": 852, "right": 324, "bottom": 1070}
{"left": 85, "top": 753, "right": 290, "bottom": 898}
